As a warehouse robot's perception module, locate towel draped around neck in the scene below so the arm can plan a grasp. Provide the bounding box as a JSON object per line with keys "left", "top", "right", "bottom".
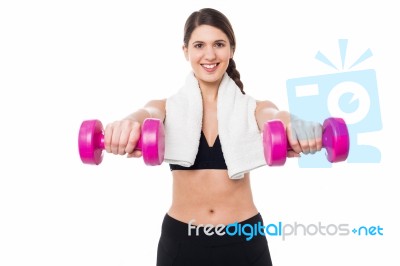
{"left": 164, "top": 72, "right": 266, "bottom": 179}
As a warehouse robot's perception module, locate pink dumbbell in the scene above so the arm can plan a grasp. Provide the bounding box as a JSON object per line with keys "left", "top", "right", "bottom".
{"left": 78, "top": 118, "right": 165, "bottom": 166}
{"left": 263, "top": 117, "right": 349, "bottom": 166}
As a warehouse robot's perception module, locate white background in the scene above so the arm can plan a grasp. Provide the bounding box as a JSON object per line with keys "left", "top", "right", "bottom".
{"left": 0, "top": 0, "right": 398, "bottom": 265}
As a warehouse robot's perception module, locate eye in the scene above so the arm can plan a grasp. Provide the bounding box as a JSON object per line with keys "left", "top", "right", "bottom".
{"left": 194, "top": 43, "right": 203, "bottom": 48}
{"left": 215, "top": 42, "right": 226, "bottom": 48}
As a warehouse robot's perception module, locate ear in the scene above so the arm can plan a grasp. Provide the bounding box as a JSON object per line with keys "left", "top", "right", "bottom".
{"left": 182, "top": 45, "right": 189, "bottom": 61}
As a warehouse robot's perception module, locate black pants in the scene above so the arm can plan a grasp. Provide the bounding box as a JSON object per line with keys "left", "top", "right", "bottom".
{"left": 157, "top": 213, "right": 273, "bottom": 266}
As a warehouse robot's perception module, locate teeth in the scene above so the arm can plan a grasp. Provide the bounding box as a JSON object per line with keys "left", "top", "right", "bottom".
{"left": 203, "top": 64, "right": 217, "bottom": 69}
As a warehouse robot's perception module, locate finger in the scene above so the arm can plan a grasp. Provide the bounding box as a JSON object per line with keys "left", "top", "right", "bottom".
{"left": 104, "top": 123, "right": 113, "bottom": 153}
{"left": 287, "top": 150, "right": 301, "bottom": 158}
{"left": 305, "top": 123, "right": 317, "bottom": 154}
{"left": 314, "top": 123, "right": 323, "bottom": 151}
{"left": 295, "top": 123, "right": 311, "bottom": 155}
{"left": 127, "top": 150, "right": 142, "bottom": 158}
{"left": 118, "top": 123, "right": 133, "bottom": 155}
{"left": 125, "top": 122, "right": 140, "bottom": 154}
{"left": 287, "top": 123, "right": 302, "bottom": 154}
{"left": 110, "top": 122, "right": 122, "bottom": 155}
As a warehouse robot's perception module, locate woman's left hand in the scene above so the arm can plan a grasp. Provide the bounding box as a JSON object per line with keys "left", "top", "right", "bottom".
{"left": 286, "top": 116, "right": 323, "bottom": 158}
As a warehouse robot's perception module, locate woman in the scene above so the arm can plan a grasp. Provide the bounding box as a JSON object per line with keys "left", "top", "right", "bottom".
{"left": 104, "top": 8, "right": 322, "bottom": 266}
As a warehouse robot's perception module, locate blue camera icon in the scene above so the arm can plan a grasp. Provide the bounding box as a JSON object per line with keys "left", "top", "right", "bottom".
{"left": 286, "top": 69, "right": 382, "bottom": 167}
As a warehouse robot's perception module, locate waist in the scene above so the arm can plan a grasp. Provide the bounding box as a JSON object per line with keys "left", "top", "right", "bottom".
{"left": 168, "top": 170, "right": 257, "bottom": 225}
{"left": 161, "top": 212, "right": 266, "bottom": 245}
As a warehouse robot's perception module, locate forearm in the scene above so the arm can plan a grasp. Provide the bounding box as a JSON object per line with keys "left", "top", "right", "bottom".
{"left": 122, "top": 99, "right": 166, "bottom": 124}
{"left": 272, "top": 110, "right": 292, "bottom": 129}
{"left": 123, "top": 108, "right": 152, "bottom": 124}
{"left": 256, "top": 101, "right": 293, "bottom": 131}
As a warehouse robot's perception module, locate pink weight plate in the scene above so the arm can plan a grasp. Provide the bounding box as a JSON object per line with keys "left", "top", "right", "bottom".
{"left": 322, "top": 117, "right": 350, "bottom": 163}
{"left": 78, "top": 120, "right": 104, "bottom": 165}
{"left": 141, "top": 118, "right": 165, "bottom": 166}
{"left": 263, "top": 120, "right": 287, "bottom": 166}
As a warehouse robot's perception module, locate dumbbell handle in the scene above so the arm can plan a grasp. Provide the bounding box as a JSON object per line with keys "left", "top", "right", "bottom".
{"left": 289, "top": 119, "right": 348, "bottom": 161}
{"left": 79, "top": 118, "right": 164, "bottom": 166}
{"left": 79, "top": 119, "right": 144, "bottom": 164}
{"left": 86, "top": 126, "right": 144, "bottom": 152}
{"left": 263, "top": 117, "right": 349, "bottom": 166}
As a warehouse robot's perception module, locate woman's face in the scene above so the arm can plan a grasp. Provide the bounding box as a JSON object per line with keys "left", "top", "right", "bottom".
{"left": 183, "top": 25, "right": 233, "bottom": 87}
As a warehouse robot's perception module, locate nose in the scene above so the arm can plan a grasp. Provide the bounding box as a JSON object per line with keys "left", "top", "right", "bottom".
{"left": 204, "top": 46, "right": 216, "bottom": 61}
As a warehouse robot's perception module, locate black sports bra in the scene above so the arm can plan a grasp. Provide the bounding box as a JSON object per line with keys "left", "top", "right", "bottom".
{"left": 169, "top": 131, "right": 228, "bottom": 170}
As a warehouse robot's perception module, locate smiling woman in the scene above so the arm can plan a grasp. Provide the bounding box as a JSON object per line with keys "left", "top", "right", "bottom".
{"left": 103, "top": 7, "right": 323, "bottom": 266}
{"left": 183, "top": 25, "right": 233, "bottom": 88}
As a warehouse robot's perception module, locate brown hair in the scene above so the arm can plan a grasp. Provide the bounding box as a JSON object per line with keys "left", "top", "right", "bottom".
{"left": 183, "top": 8, "right": 245, "bottom": 94}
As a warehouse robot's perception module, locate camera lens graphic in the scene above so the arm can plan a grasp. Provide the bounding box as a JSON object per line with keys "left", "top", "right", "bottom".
{"left": 327, "top": 81, "right": 371, "bottom": 125}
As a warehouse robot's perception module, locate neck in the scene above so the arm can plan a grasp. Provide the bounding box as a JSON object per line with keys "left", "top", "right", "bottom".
{"left": 201, "top": 86, "right": 218, "bottom": 102}
{"left": 198, "top": 78, "right": 223, "bottom": 102}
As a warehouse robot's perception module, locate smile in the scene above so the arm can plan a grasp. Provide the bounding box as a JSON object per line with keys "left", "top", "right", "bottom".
{"left": 201, "top": 63, "right": 219, "bottom": 72}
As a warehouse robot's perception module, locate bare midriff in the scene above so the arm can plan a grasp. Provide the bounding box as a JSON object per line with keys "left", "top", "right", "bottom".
{"left": 167, "top": 169, "right": 258, "bottom": 226}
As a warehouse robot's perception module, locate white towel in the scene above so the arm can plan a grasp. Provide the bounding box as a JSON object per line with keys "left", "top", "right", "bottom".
{"left": 164, "top": 72, "right": 266, "bottom": 179}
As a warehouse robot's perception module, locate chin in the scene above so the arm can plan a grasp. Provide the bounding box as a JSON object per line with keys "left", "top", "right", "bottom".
{"left": 198, "top": 72, "right": 225, "bottom": 85}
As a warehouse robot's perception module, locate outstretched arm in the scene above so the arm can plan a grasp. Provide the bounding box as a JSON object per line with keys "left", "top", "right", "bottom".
{"left": 104, "top": 99, "right": 166, "bottom": 158}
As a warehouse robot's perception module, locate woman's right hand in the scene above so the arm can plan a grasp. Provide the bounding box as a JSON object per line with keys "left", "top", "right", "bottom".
{"left": 104, "top": 119, "right": 143, "bottom": 158}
